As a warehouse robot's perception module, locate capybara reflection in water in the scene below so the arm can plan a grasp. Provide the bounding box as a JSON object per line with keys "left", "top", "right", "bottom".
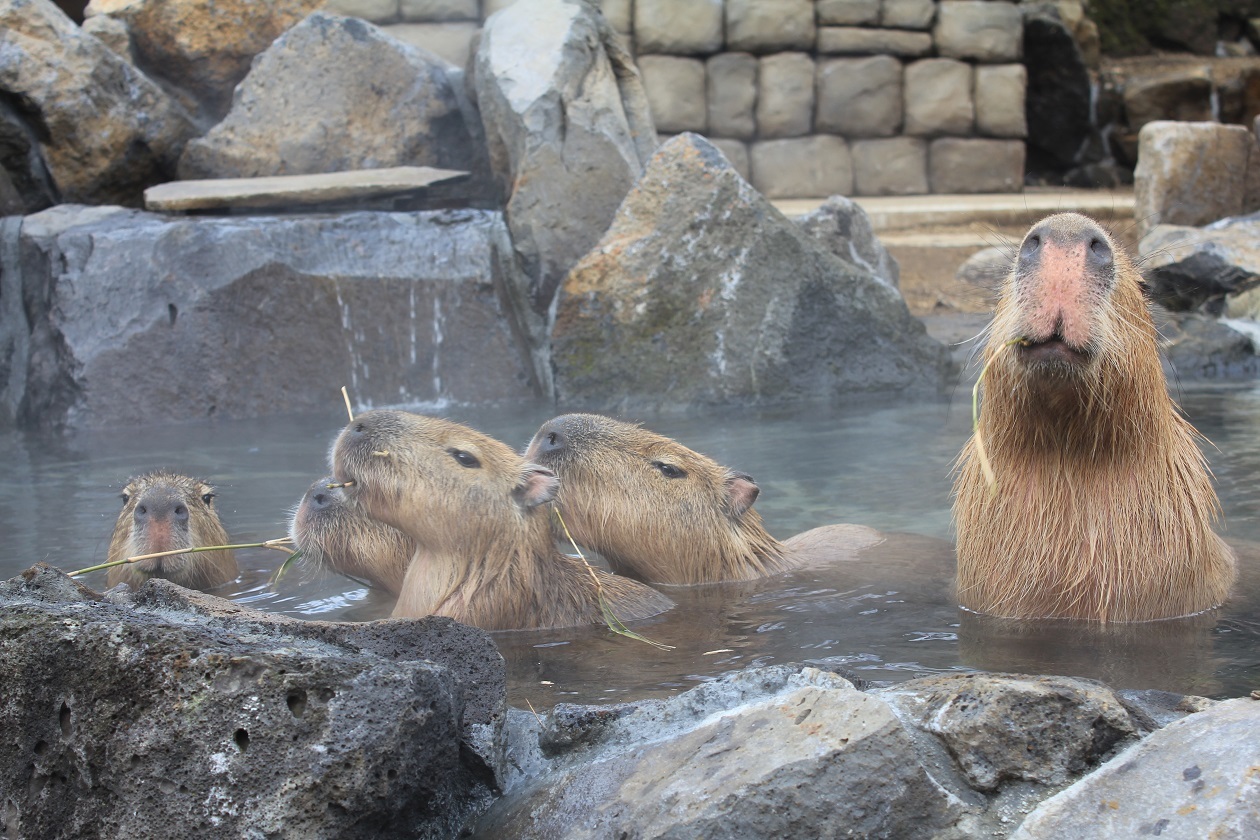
{"left": 289, "top": 478, "right": 415, "bottom": 594}
{"left": 525, "top": 413, "right": 883, "bottom": 585}
{"left": 106, "top": 471, "right": 239, "bottom": 590}
{"left": 953, "top": 212, "right": 1236, "bottom": 622}
{"left": 330, "top": 409, "right": 674, "bottom": 630}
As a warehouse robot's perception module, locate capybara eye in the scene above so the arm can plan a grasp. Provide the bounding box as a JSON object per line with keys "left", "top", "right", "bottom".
{"left": 547, "top": 432, "right": 558, "bottom": 445}
{"left": 201, "top": 493, "right": 215, "bottom": 505}
{"left": 450, "top": 449, "right": 481, "bottom": 469}
{"left": 652, "top": 461, "right": 687, "bottom": 479}
{"left": 120, "top": 493, "right": 130, "bottom": 506}
{"left": 354, "top": 423, "right": 366, "bottom": 433}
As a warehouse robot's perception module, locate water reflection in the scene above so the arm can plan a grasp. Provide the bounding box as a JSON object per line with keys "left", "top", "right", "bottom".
{"left": 1, "top": 387, "right": 1257, "bottom": 704}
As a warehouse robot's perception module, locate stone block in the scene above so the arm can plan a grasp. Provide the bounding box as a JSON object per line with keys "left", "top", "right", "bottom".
{"left": 929, "top": 138, "right": 1025, "bottom": 193}
{"left": 975, "top": 63, "right": 1027, "bottom": 138}
{"left": 709, "top": 137, "right": 750, "bottom": 180}
{"left": 751, "top": 135, "right": 853, "bottom": 198}
{"left": 816, "top": 0, "right": 879, "bottom": 26}
{"left": 706, "top": 52, "right": 758, "bottom": 139}
{"left": 634, "top": 0, "right": 723, "bottom": 54}
{"left": 599, "top": 0, "right": 633, "bottom": 33}
{"left": 726, "top": 0, "right": 816, "bottom": 53}
{"left": 816, "top": 55, "right": 902, "bottom": 137}
{"left": 80, "top": 13, "right": 134, "bottom": 59}
{"left": 852, "top": 137, "right": 928, "bottom": 195}
{"left": 638, "top": 55, "right": 707, "bottom": 134}
{"left": 398, "top": 0, "right": 477, "bottom": 21}
{"left": 816, "top": 27, "right": 933, "bottom": 57}
{"left": 934, "top": 0, "right": 1022, "bottom": 62}
{"left": 904, "top": 58, "right": 974, "bottom": 136}
{"left": 323, "top": 0, "right": 400, "bottom": 23}
{"left": 1123, "top": 67, "right": 1214, "bottom": 132}
{"left": 1134, "top": 121, "right": 1252, "bottom": 237}
{"left": 756, "top": 52, "right": 815, "bottom": 138}
{"left": 384, "top": 22, "right": 477, "bottom": 68}
{"left": 882, "top": 0, "right": 935, "bottom": 29}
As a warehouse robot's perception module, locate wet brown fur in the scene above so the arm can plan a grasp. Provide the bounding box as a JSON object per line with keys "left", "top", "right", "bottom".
{"left": 330, "top": 410, "right": 674, "bottom": 631}
{"left": 953, "top": 213, "right": 1237, "bottom": 622}
{"left": 289, "top": 478, "right": 415, "bottom": 594}
{"left": 106, "top": 471, "right": 238, "bottom": 591}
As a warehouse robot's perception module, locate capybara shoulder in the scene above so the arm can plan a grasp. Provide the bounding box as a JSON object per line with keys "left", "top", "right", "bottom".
{"left": 953, "top": 213, "right": 1236, "bottom": 622}
{"left": 289, "top": 478, "right": 415, "bottom": 594}
{"left": 105, "top": 471, "right": 238, "bottom": 591}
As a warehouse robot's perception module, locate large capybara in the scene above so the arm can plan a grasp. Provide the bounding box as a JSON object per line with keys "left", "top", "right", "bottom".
{"left": 524, "top": 413, "right": 884, "bottom": 585}
{"left": 105, "top": 471, "right": 239, "bottom": 590}
{"left": 329, "top": 409, "right": 674, "bottom": 631}
{"left": 953, "top": 212, "right": 1237, "bottom": 622}
{"left": 289, "top": 478, "right": 416, "bottom": 594}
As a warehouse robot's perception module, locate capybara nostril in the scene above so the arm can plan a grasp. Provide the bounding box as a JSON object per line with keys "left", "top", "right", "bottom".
{"left": 135, "top": 504, "right": 148, "bottom": 520}
{"left": 1019, "top": 231, "right": 1042, "bottom": 267}
{"left": 540, "top": 426, "right": 566, "bottom": 453}
{"left": 311, "top": 490, "right": 330, "bottom": 509}
{"left": 173, "top": 504, "right": 188, "bottom": 522}
{"left": 1088, "top": 236, "right": 1113, "bottom": 271}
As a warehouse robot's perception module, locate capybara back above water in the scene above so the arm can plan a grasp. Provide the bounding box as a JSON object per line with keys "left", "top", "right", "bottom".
{"left": 289, "top": 478, "right": 415, "bottom": 594}
{"left": 329, "top": 409, "right": 673, "bottom": 630}
{"left": 953, "top": 213, "right": 1236, "bottom": 622}
{"left": 106, "top": 471, "right": 238, "bottom": 591}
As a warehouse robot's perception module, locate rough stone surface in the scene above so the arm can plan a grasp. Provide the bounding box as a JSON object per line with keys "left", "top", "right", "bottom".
{"left": 79, "top": 12, "right": 131, "bottom": 59}
{"left": 956, "top": 245, "right": 1012, "bottom": 288}
{"left": 399, "top": 0, "right": 478, "bottom": 21}
{"left": 0, "top": 564, "right": 504, "bottom": 839}
{"left": 904, "top": 58, "right": 974, "bottom": 136}
{"left": 1023, "top": 4, "right": 1092, "bottom": 171}
{"left": 816, "top": 26, "right": 933, "bottom": 57}
{"left": 1010, "top": 698, "right": 1260, "bottom": 839}
{"left": 324, "top": 0, "right": 399, "bottom": 20}
{"left": 0, "top": 99, "right": 58, "bottom": 216}
{"left": 84, "top": 0, "right": 321, "bottom": 124}
{"left": 637, "top": 54, "right": 706, "bottom": 134}
{"left": 755, "top": 52, "right": 815, "bottom": 138}
{"left": 1140, "top": 218, "right": 1260, "bottom": 312}
{"left": 816, "top": 55, "right": 903, "bottom": 137}
{"left": 1158, "top": 310, "right": 1260, "bottom": 380}
{"left": 709, "top": 137, "right": 749, "bottom": 180}
{"left": 178, "top": 14, "right": 481, "bottom": 185}
{"left": 0, "top": 0, "right": 196, "bottom": 207}
{"left": 1123, "top": 66, "right": 1214, "bottom": 131}
{"left": 706, "top": 52, "right": 757, "bottom": 139}
{"left": 752, "top": 135, "right": 853, "bottom": 198}
{"left": 384, "top": 21, "right": 479, "bottom": 68}
{"left": 929, "top": 138, "right": 1025, "bottom": 193}
{"left": 1, "top": 205, "right": 541, "bottom": 430}
{"left": 474, "top": 0, "right": 656, "bottom": 320}
{"left": 934, "top": 0, "right": 1022, "bottom": 62}
{"left": 633, "top": 0, "right": 722, "bottom": 55}
{"left": 552, "top": 134, "right": 950, "bottom": 411}
{"left": 882, "top": 0, "right": 935, "bottom": 29}
{"left": 816, "top": 0, "right": 878, "bottom": 26}
{"left": 792, "top": 195, "right": 900, "bottom": 288}
{"left": 725, "top": 0, "right": 816, "bottom": 53}
{"left": 975, "top": 63, "right": 1027, "bottom": 138}
{"left": 1134, "top": 121, "right": 1253, "bottom": 237}
{"left": 851, "top": 136, "right": 929, "bottom": 195}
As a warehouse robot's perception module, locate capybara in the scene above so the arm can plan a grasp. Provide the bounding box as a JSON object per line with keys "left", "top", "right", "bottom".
{"left": 329, "top": 409, "right": 674, "bottom": 631}
{"left": 524, "top": 413, "right": 883, "bottom": 585}
{"left": 953, "top": 212, "right": 1237, "bottom": 622}
{"left": 105, "top": 471, "right": 239, "bottom": 590}
{"left": 289, "top": 478, "right": 416, "bottom": 594}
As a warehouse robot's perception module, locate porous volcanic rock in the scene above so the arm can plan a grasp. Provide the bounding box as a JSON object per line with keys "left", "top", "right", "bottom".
{"left": 792, "top": 194, "right": 901, "bottom": 288}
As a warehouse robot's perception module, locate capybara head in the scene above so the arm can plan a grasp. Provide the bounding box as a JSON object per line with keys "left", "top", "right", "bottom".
{"left": 105, "top": 471, "right": 238, "bottom": 591}
{"left": 954, "top": 213, "right": 1236, "bottom": 622}
{"left": 289, "top": 478, "right": 417, "bottom": 594}
{"left": 525, "top": 413, "right": 786, "bottom": 584}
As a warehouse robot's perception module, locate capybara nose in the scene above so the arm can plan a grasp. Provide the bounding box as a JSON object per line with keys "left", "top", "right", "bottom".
{"left": 537, "top": 423, "right": 567, "bottom": 455}
{"left": 135, "top": 492, "right": 188, "bottom": 524}
{"left": 310, "top": 489, "right": 331, "bottom": 510}
{"left": 1019, "top": 217, "right": 1114, "bottom": 275}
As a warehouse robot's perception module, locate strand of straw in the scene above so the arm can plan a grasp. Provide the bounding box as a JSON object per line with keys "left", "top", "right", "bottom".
{"left": 972, "top": 338, "right": 1028, "bottom": 497}
{"left": 69, "top": 538, "right": 297, "bottom": 577}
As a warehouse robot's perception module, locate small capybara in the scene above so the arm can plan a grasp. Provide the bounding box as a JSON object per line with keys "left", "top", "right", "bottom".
{"left": 105, "top": 471, "right": 238, "bottom": 590}
{"left": 329, "top": 409, "right": 674, "bottom": 631}
{"left": 953, "top": 212, "right": 1237, "bottom": 622}
{"left": 289, "top": 478, "right": 416, "bottom": 594}
{"left": 525, "top": 413, "right": 883, "bottom": 585}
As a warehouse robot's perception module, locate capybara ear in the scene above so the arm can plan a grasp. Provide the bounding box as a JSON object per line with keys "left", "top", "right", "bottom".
{"left": 724, "top": 472, "right": 760, "bottom": 517}
{"left": 515, "top": 465, "right": 559, "bottom": 509}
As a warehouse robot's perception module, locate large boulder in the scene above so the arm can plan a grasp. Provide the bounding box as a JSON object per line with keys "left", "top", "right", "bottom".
{"left": 473, "top": 0, "right": 656, "bottom": 318}
{"left": 0, "top": 205, "right": 542, "bottom": 430}
{"left": 178, "top": 13, "right": 485, "bottom": 192}
{"left": 1140, "top": 218, "right": 1260, "bottom": 312}
{"left": 0, "top": 0, "right": 196, "bottom": 206}
{"left": 83, "top": 0, "right": 322, "bottom": 125}
{"left": 792, "top": 195, "right": 901, "bottom": 289}
{"left": 550, "top": 133, "right": 951, "bottom": 411}
{"left": 1134, "top": 121, "right": 1253, "bottom": 237}
{"left": 0, "top": 563, "right": 505, "bottom": 839}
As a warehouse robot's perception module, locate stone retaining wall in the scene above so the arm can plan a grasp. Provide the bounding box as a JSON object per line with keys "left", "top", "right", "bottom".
{"left": 324, "top": 0, "right": 1028, "bottom": 197}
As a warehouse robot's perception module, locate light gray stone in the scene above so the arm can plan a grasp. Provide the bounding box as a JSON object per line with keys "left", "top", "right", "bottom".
{"left": 752, "top": 135, "right": 854, "bottom": 198}
{"left": 634, "top": 0, "right": 723, "bottom": 54}
{"left": 1134, "top": 121, "right": 1252, "bottom": 237}
{"left": 597, "top": 0, "right": 632, "bottom": 32}
{"left": 882, "top": 0, "right": 935, "bottom": 29}
{"left": 756, "top": 52, "right": 815, "bottom": 138}
{"left": 399, "top": 0, "right": 477, "bottom": 21}
{"left": 709, "top": 137, "right": 750, "bottom": 180}
{"left": 816, "top": 0, "right": 879, "bottom": 25}
{"left": 929, "top": 138, "right": 1025, "bottom": 193}
{"left": 638, "top": 54, "right": 707, "bottom": 134}
{"left": 323, "top": 0, "right": 399, "bottom": 21}
{"left": 383, "top": 21, "right": 478, "bottom": 68}
{"left": 905, "top": 58, "right": 974, "bottom": 136}
{"left": 793, "top": 195, "right": 900, "bottom": 287}
{"left": 851, "top": 136, "right": 928, "bottom": 195}
{"left": 956, "top": 245, "right": 1012, "bottom": 288}
{"left": 726, "top": 0, "right": 816, "bottom": 52}
{"left": 706, "top": 52, "right": 758, "bottom": 139}
{"left": 975, "top": 63, "right": 1027, "bottom": 138}
{"left": 816, "top": 55, "right": 903, "bottom": 137}
{"left": 1139, "top": 218, "right": 1260, "bottom": 312}
{"left": 817, "top": 26, "right": 933, "bottom": 56}
{"left": 934, "top": 0, "right": 1022, "bottom": 62}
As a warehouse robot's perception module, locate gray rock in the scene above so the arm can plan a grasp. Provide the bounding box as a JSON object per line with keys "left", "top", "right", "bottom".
{"left": 638, "top": 54, "right": 707, "bottom": 134}
{"left": 975, "top": 64, "right": 1027, "bottom": 138}
{"left": 934, "top": 0, "right": 1023, "bottom": 62}
{"left": 474, "top": 0, "right": 656, "bottom": 320}
{"left": 79, "top": 13, "right": 132, "bottom": 61}
{"left": 0, "top": 0, "right": 195, "bottom": 206}
{"left": 816, "top": 26, "right": 934, "bottom": 57}
{"left": 706, "top": 52, "right": 758, "bottom": 140}
{"left": 851, "top": 136, "right": 929, "bottom": 195}
{"left": 324, "top": 0, "right": 399, "bottom": 21}
{"left": 1022, "top": 4, "right": 1092, "bottom": 171}
{"left": 905, "top": 58, "right": 974, "bottom": 137}
{"left": 816, "top": 55, "right": 903, "bottom": 137}
{"left": 1134, "top": 121, "right": 1253, "bottom": 238}
{"left": 384, "top": 22, "right": 480, "bottom": 69}
{"left": 708, "top": 137, "right": 750, "bottom": 180}
{"left": 1123, "top": 66, "right": 1213, "bottom": 132}
{"left": 1, "top": 205, "right": 542, "bottom": 430}
{"left": 883, "top": 0, "right": 935, "bottom": 29}
{"left": 725, "top": 0, "right": 816, "bottom": 53}
{"left": 399, "top": 0, "right": 478, "bottom": 21}
{"left": 752, "top": 135, "right": 853, "bottom": 198}
{"left": 1139, "top": 219, "right": 1260, "bottom": 312}
{"left": 0, "top": 99, "right": 57, "bottom": 215}
{"left": 1010, "top": 698, "right": 1260, "bottom": 839}
{"left": 633, "top": 0, "right": 723, "bottom": 55}
{"left": 755, "top": 52, "right": 815, "bottom": 138}
{"left": 1158, "top": 309, "right": 1260, "bottom": 380}
{"left": 929, "top": 138, "right": 1025, "bottom": 193}
{"left": 956, "top": 245, "right": 1012, "bottom": 288}
{"left": 552, "top": 133, "right": 951, "bottom": 411}
{"left": 793, "top": 194, "right": 900, "bottom": 288}
{"left": 0, "top": 563, "right": 504, "bottom": 839}
{"left": 816, "top": 0, "right": 879, "bottom": 26}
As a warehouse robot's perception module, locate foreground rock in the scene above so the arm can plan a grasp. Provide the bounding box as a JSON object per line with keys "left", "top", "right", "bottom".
{"left": 1134, "top": 121, "right": 1255, "bottom": 238}
{"left": 552, "top": 134, "right": 951, "bottom": 410}
{"left": 0, "top": 0, "right": 196, "bottom": 206}
{"left": 1140, "top": 218, "right": 1260, "bottom": 312}
{"left": 0, "top": 205, "right": 542, "bottom": 430}
{"left": 792, "top": 194, "right": 901, "bottom": 289}
{"left": 0, "top": 564, "right": 505, "bottom": 839}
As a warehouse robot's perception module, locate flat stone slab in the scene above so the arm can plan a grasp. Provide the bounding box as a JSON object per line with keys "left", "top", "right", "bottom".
{"left": 144, "top": 166, "right": 468, "bottom": 212}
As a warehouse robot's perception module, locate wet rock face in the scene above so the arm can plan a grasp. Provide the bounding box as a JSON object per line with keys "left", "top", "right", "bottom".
{"left": 0, "top": 564, "right": 506, "bottom": 839}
